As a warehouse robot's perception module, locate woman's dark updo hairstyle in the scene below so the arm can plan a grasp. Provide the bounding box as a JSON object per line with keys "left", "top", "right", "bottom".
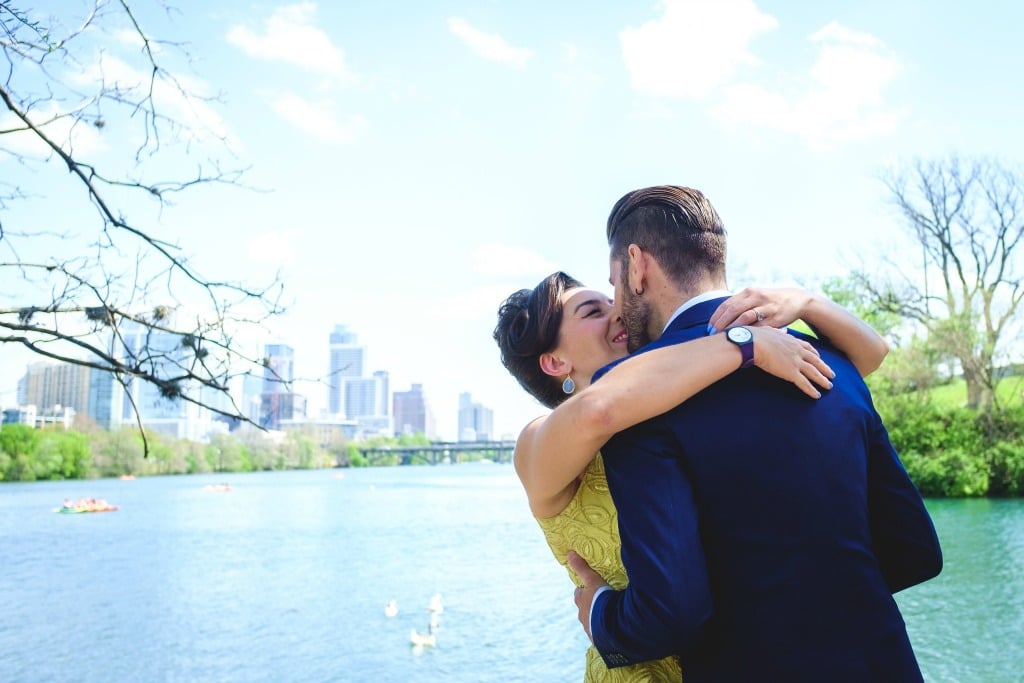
{"left": 494, "top": 271, "right": 584, "bottom": 409}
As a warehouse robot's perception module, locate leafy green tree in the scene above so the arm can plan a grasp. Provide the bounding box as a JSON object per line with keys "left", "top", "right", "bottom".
{"left": 205, "top": 433, "right": 250, "bottom": 472}
{"left": 93, "top": 428, "right": 145, "bottom": 477}
{"left": 0, "top": 424, "right": 41, "bottom": 480}
{"left": 821, "top": 276, "right": 903, "bottom": 341}
{"left": 38, "top": 429, "right": 92, "bottom": 479}
{"left": 346, "top": 445, "right": 368, "bottom": 468}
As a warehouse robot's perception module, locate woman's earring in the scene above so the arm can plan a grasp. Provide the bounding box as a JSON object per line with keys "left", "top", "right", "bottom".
{"left": 562, "top": 376, "right": 576, "bottom": 395}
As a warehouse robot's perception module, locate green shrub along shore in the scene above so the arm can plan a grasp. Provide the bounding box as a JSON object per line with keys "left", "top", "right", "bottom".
{"left": 2, "top": 395, "right": 1023, "bottom": 497}
{"left": 881, "top": 398, "right": 1024, "bottom": 497}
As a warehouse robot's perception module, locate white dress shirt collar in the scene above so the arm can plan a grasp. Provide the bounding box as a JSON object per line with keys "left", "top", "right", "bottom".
{"left": 662, "top": 289, "right": 732, "bottom": 333}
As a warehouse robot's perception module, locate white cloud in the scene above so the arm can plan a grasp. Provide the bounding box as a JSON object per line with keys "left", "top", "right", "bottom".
{"left": 74, "top": 55, "right": 235, "bottom": 149}
{"left": 270, "top": 92, "right": 366, "bottom": 144}
{"left": 712, "top": 21, "right": 907, "bottom": 149}
{"left": 226, "top": 3, "right": 354, "bottom": 82}
{"left": 245, "top": 229, "right": 298, "bottom": 268}
{"left": 472, "top": 244, "right": 557, "bottom": 277}
{"left": 448, "top": 18, "right": 532, "bottom": 69}
{"left": 621, "top": 0, "right": 778, "bottom": 99}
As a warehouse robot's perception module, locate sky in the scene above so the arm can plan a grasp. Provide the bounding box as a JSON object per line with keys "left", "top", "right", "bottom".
{"left": 2, "top": 0, "right": 1023, "bottom": 440}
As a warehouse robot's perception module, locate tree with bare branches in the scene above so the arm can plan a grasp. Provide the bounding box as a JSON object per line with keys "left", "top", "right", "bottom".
{"left": 1, "top": 2, "right": 285, "bottom": 448}
{"left": 853, "top": 156, "right": 1024, "bottom": 411}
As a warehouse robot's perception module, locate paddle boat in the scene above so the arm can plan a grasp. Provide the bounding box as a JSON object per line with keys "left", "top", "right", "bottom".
{"left": 56, "top": 498, "right": 118, "bottom": 514}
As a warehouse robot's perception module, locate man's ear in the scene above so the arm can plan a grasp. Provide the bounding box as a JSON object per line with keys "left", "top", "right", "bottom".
{"left": 627, "top": 244, "right": 648, "bottom": 293}
{"left": 539, "top": 352, "right": 570, "bottom": 379}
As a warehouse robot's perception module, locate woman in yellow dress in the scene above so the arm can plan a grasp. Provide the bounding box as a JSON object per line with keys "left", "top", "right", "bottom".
{"left": 493, "top": 272, "right": 888, "bottom": 682}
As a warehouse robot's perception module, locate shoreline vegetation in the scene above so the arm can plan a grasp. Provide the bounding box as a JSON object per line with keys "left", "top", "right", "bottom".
{"left": 2, "top": 380, "right": 1023, "bottom": 497}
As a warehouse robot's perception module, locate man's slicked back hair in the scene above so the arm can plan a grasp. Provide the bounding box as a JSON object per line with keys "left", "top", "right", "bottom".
{"left": 606, "top": 185, "right": 728, "bottom": 292}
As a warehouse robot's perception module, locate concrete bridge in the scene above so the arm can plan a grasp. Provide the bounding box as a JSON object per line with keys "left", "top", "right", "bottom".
{"left": 357, "top": 440, "right": 515, "bottom": 466}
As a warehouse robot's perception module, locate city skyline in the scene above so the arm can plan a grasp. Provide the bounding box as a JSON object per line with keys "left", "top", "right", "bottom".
{"left": 2, "top": 1, "right": 1021, "bottom": 442}
{"left": 6, "top": 321, "right": 496, "bottom": 443}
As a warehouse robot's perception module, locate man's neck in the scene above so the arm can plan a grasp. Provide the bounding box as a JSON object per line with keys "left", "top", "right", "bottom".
{"left": 662, "top": 289, "right": 731, "bottom": 333}
{"left": 651, "top": 282, "right": 729, "bottom": 338}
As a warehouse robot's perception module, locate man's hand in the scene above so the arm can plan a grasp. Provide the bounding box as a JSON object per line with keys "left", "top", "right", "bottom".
{"left": 567, "top": 551, "right": 610, "bottom": 643}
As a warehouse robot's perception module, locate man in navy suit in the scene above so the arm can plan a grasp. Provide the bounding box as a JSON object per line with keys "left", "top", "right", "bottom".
{"left": 567, "top": 185, "right": 942, "bottom": 682}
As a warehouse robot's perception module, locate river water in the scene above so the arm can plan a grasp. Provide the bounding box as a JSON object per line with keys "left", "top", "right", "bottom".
{"left": 1, "top": 464, "right": 1021, "bottom": 682}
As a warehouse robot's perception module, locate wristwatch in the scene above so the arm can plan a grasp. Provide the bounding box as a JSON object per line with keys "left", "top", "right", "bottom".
{"left": 726, "top": 326, "right": 755, "bottom": 368}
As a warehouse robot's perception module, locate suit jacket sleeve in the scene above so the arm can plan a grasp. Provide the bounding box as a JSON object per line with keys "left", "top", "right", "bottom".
{"left": 590, "top": 424, "right": 713, "bottom": 668}
{"left": 867, "top": 414, "right": 943, "bottom": 592}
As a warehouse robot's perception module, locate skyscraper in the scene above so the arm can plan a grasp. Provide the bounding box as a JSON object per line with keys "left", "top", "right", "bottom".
{"left": 328, "top": 324, "right": 364, "bottom": 416}
{"left": 261, "top": 343, "right": 306, "bottom": 429}
{"left": 458, "top": 392, "right": 493, "bottom": 442}
{"left": 393, "top": 383, "right": 435, "bottom": 437}
{"left": 91, "top": 320, "right": 219, "bottom": 440}
{"left": 344, "top": 370, "right": 389, "bottom": 418}
{"left": 18, "top": 361, "right": 91, "bottom": 417}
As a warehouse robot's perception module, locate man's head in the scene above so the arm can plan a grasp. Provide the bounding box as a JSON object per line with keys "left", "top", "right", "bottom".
{"left": 606, "top": 185, "right": 728, "bottom": 350}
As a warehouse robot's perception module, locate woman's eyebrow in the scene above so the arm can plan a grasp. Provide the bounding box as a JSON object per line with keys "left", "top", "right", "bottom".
{"left": 572, "top": 298, "right": 602, "bottom": 315}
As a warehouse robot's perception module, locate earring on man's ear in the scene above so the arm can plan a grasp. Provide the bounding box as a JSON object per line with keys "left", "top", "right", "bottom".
{"left": 634, "top": 286, "right": 644, "bottom": 296}
{"left": 562, "top": 376, "right": 576, "bottom": 395}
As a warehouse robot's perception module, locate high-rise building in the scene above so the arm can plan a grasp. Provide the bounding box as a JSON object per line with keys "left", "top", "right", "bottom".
{"left": 328, "top": 325, "right": 364, "bottom": 416}
{"left": 458, "top": 392, "right": 493, "bottom": 441}
{"left": 18, "top": 361, "right": 91, "bottom": 417}
{"left": 344, "top": 370, "right": 388, "bottom": 419}
{"left": 240, "top": 372, "right": 264, "bottom": 426}
{"left": 90, "top": 320, "right": 220, "bottom": 441}
{"left": 393, "top": 383, "right": 435, "bottom": 437}
{"left": 88, "top": 365, "right": 116, "bottom": 428}
{"left": 261, "top": 343, "right": 306, "bottom": 429}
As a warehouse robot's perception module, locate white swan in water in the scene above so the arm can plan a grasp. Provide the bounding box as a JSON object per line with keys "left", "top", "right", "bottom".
{"left": 427, "top": 592, "right": 444, "bottom": 614}
{"left": 410, "top": 628, "right": 436, "bottom": 647}
{"left": 384, "top": 599, "right": 398, "bottom": 618}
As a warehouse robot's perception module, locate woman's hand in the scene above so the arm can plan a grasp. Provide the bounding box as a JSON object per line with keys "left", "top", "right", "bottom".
{"left": 711, "top": 286, "right": 889, "bottom": 378}
{"left": 709, "top": 287, "right": 815, "bottom": 333}
{"left": 749, "top": 326, "right": 834, "bottom": 398}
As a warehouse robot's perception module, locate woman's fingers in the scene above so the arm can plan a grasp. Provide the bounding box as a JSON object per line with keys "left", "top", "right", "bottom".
{"left": 710, "top": 287, "right": 813, "bottom": 333}
{"left": 802, "top": 361, "right": 834, "bottom": 391}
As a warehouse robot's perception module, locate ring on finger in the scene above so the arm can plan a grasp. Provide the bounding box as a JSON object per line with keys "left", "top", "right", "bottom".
{"left": 753, "top": 308, "right": 765, "bottom": 322}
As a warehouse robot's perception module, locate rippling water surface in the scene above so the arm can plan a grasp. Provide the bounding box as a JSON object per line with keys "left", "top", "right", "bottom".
{"left": 1, "top": 465, "right": 1021, "bottom": 682}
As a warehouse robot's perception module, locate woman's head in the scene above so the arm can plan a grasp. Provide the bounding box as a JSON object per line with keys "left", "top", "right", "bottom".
{"left": 494, "top": 271, "right": 628, "bottom": 409}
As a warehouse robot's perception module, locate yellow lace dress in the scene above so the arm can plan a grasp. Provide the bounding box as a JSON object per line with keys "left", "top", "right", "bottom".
{"left": 534, "top": 453, "right": 683, "bottom": 683}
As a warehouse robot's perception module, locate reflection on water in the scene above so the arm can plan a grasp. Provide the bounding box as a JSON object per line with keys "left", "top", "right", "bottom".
{"left": 1, "top": 467, "right": 1021, "bottom": 683}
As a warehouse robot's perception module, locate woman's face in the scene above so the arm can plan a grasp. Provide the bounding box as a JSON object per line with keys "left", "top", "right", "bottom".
{"left": 554, "top": 287, "right": 629, "bottom": 384}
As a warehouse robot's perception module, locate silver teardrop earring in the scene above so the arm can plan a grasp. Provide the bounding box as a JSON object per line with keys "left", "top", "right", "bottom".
{"left": 562, "top": 376, "right": 576, "bottom": 395}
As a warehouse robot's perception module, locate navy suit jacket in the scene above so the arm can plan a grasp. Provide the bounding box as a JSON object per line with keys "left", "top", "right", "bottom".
{"left": 590, "top": 297, "right": 942, "bottom": 682}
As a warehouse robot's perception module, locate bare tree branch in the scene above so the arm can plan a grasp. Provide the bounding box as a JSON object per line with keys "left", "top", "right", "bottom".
{"left": 858, "top": 155, "right": 1024, "bottom": 411}
{"left": 0, "top": 2, "right": 289, "bottom": 451}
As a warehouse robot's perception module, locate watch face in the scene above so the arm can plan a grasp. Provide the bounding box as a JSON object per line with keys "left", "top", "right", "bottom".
{"left": 728, "top": 326, "right": 753, "bottom": 343}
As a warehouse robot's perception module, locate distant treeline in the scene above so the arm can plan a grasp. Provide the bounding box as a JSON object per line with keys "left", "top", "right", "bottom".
{"left": 2, "top": 404, "right": 1023, "bottom": 496}
{"left": 0, "top": 424, "right": 337, "bottom": 481}
{"left": 0, "top": 425, "right": 433, "bottom": 482}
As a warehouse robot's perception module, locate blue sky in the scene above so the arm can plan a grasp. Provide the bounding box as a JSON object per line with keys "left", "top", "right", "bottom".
{"left": 2, "top": 0, "right": 1022, "bottom": 440}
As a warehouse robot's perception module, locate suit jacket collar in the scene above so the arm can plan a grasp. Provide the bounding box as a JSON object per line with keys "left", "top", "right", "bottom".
{"left": 663, "top": 296, "right": 730, "bottom": 336}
